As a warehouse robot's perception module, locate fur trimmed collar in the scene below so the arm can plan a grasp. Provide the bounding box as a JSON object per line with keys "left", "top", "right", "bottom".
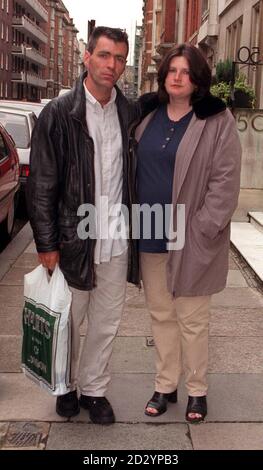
{"left": 193, "top": 93, "right": 226, "bottom": 120}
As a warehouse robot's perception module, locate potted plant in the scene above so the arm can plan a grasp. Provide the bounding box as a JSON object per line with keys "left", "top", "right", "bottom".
{"left": 215, "top": 59, "right": 233, "bottom": 84}
{"left": 233, "top": 73, "right": 256, "bottom": 108}
{"left": 210, "top": 73, "right": 256, "bottom": 108}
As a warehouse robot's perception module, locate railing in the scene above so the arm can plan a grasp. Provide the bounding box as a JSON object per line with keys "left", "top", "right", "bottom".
{"left": 11, "top": 71, "right": 47, "bottom": 88}
{"left": 11, "top": 44, "right": 47, "bottom": 67}
{"left": 18, "top": 0, "right": 48, "bottom": 22}
{"left": 12, "top": 15, "right": 48, "bottom": 44}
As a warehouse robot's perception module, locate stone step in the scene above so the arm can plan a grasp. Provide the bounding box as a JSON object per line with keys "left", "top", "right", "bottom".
{"left": 231, "top": 221, "right": 263, "bottom": 282}
{"left": 248, "top": 211, "right": 263, "bottom": 234}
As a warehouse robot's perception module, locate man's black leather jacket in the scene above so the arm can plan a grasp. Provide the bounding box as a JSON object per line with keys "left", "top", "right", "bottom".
{"left": 26, "top": 72, "right": 157, "bottom": 290}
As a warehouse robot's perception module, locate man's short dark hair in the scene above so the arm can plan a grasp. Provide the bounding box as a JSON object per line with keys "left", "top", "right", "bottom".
{"left": 87, "top": 26, "right": 129, "bottom": 56}
{"left": 158, "top": 43, "right": 212, "bottom": 103}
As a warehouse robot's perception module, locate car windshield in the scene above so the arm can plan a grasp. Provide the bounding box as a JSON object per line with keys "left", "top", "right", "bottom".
{"left": 0, "top": 112, "right": 30, "bottom": 149}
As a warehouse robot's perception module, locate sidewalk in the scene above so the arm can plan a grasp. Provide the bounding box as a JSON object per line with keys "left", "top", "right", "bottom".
{"left": 0, "top": 189, "right": 263, "bottom": 450}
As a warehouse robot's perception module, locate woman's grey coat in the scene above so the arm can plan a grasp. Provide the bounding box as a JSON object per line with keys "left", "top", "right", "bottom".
{"left": 135, "top": 95, "right": 241, "bottom": 297}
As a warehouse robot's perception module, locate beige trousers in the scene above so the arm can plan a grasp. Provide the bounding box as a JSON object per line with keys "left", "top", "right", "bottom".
{"left": 140, "top": 252, "right": 211, "bottom": 396}
{"left": 69, "top": 251, "right": 128, "bottom": 396}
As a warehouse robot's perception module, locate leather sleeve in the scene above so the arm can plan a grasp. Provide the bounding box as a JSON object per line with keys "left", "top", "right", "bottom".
{"left": 26, "top": 101, "right": 61, "bottom": 253}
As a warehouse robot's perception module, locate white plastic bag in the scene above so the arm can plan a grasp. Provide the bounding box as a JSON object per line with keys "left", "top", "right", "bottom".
{"left": 21, "top": 264, "right": 72, "bottom": 396}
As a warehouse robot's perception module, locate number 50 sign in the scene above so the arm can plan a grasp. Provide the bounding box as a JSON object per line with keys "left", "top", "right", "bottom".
{"left": 236, "top": 113, "right": 263, "bottom": 132}
{"left": 237, "top": 46, "right": 263, "bottom": 65}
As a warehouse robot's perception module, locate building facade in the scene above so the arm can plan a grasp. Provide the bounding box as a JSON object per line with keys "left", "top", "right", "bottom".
{"left": 44, "top": 0, "right": 79, "bottom": 99}
{"left": 0, "top": 0, "right": 12, "bottom": 99}
{"left": 10, "top": 0, "right": 48, "bottom": 101}
{"left": 217, "top": 0, "right": 263, "bottom": 108}
{"left": 0, "top": 0, "right": 81, "bottom": 101}
{"left": 140, "top": 0, "right": 178, "bottom": 93}
{"left": 139, "top": 0, "right": 263, "bottom": 106}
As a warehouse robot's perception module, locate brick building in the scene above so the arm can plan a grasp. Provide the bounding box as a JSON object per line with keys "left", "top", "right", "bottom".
{"left": 0, "top": 0, "right": 12, "bottom": 98}
{"left": 44, "top": 0, "right": 79, "bottom": 99}
{"left": 8, "top": 0, "right": 48, "bottom": 101}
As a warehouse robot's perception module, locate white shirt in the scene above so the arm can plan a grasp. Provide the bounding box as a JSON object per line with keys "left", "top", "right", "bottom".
{"left": 84, "top": 83, "right": 128, "bottom": 264}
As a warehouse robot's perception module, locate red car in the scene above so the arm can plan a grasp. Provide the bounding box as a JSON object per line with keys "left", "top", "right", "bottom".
{"left": 0, "top": 122, "right": 20, "bottom": 241}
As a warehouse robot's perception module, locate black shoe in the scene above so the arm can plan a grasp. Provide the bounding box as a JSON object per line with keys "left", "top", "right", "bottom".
{"left": 185, "top": 395, "right": 207, "bottom": 423}
{"left": 145, "top": 390, "right": 178, "bottom": 417}
{"left": 79, "top": 395, "right": 115, "bottom": 425}
{"left": 56, "top": 390, "right": 80, "bottom": 418}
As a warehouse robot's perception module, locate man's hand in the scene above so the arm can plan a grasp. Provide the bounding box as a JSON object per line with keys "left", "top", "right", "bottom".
{"left": 38, "top": 251, "right": 60, "bottom": 271}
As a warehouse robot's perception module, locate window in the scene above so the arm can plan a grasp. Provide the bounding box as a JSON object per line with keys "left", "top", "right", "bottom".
{"left": 202, "top": 0, "right": 209, "bottom": 15}
{"left": 0, "top": 112, "right": 30, "bottom": 148}
{"left": 0, "top": 132, "right": 9, "bottom": 161}
{"left": 6, "top": 24, "right": 8, "bottom": 42}
{"left": 0, "top": 82, "right": 3, "bottom": 98}
{"left": 1, "top": 1, "right": 4, "bottom": 11}
{"left": 5, "top": 53, "right": 8, "bottom": 70}
{"left": 226, "top": 16, "right": 243, "bottom": 61}
{"left": 5, "top": 81, "right": 7, "bottom": 97}
{"left": 1, "top": 52, "right": 3, "bottom": 69}
{"left": 1, "top": 22, "right": 4, "bottom": 40}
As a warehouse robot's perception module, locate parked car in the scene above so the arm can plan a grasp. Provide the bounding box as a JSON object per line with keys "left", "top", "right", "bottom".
{"left": 0, "top": 100, "right": 46, "bottom": 117}
{"left": 0, "top": 107, "right": 37, "bottom": 192}
{"left": 0, "top": 122, "right": 20, "bottom": 240}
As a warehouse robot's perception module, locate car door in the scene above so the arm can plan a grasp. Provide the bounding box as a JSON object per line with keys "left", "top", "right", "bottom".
{"left": 0, "top": 129, "right": 17, "bottom": 223}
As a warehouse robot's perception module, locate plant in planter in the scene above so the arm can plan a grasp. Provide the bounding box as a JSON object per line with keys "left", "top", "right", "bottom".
{"left": 210, "top": 81, "right": 231, "bottom": 105}
{"left": 215, "top": 59, "right": 233, "bottom": 84}
{"left": 210, "top": 73, "right": 256, "bottom": 108}
{"left": 233, "top": 73, "right": 256, "bottom": 108}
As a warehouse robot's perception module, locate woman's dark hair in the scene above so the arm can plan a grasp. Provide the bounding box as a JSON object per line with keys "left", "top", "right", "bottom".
{"left": 87, "top": 26, "right": 129, "bottom": 56}
{"left": 158, "top": 43, "right": 211, "bottom": 103}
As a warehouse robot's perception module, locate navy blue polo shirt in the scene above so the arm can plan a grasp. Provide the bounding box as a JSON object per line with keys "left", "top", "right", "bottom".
{"left": 137, "top": 105, "right": 193, "bottom": 252}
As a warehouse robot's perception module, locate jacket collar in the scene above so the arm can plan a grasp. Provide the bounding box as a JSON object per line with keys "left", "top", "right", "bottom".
{"left": 192, "top": 93, "right": 226, "bottom": 119}
{"left": 70, "top": 71, "right": 125, "bottom": 122}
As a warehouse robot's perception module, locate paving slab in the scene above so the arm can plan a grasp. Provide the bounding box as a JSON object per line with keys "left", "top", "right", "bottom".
{"left": 212, "top": 288, "right": 263, "bottom": 308}
{"left": 228, "top": 255, "right": 239, "bottom": 270}
{"left": 13, "top": 253, "right": 38, "bottom": 269}
{"left": 0, "top": 223, "right": 32, "bottom": 263}
{"left": 24, "top": 241, "right": 36, "bottom": 254}
{"left": 110, "top": 337, "right": 155, "bottom": 373}
{"left": 210, "top": 308, "right": 263, "bottom": 337}
{"left": 0, "top": 336, "right": 22, "bottom": 372}
{"left": 0, "top": 423, "right": 9, "bottom": 448}
{"left": 2, "top": 421, "right": 50, "bottom": 450}
{"left": 207, "top": 374, "right": 263, "bottom": 422}
{"left": 0, "top": 267, "right": 30, "bottom": 286}
{"left": 0, "top": 373, "right": 66, "bottom": 422}
{"left": 209, "top": 337, "right": 263, "bottom": 373}
{"left": 47, "top": 422, "right": 192, "bottom": 450}
{"left": 72, "top": 373, "right": 188, "bottom": 424}
{"left": 125, "top": 292, "right": 147, "bottom": 309}
{"left": 0, "top": 306, "right": 23, "bottom": 335}
{"left": 226, "top": 270, "right": 247, "bottom": 287}
{"left": 0, "top": 261, "right": 12, "bottom": 282}
{"left": 0, "top": 285, "right": 24, "bottom": 307}
{"left": 118, "top": 307, "right": 152, "bottom": 337}
{"left": 190, "top": 423, "right": 263, "bottom": 450}
{"left": 74, "top": 373, "right": 263, "bottom": 424}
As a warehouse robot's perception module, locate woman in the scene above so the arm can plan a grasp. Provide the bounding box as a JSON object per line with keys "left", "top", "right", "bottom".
{"left": 135, "top": 44, "right": 241, "bottom": 423}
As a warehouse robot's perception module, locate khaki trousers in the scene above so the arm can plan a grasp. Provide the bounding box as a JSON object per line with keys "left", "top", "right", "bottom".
{"left": 140, "top": 252, "right": 211, "bottom": 396}
{"left": 69, "top": 251, "right": 128, "bottom": 396}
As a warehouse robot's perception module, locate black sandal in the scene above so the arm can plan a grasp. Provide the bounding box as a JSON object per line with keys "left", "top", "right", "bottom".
{"left": 145, "top": 390, "right": 177, "bottom": 417}
{"left": 185, "top": 396, "right": 207, "bottom": 423}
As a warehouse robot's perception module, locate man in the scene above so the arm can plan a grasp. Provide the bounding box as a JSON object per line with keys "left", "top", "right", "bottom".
{"left": 27, "top": 27, "right": 156, "bottom": 424}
